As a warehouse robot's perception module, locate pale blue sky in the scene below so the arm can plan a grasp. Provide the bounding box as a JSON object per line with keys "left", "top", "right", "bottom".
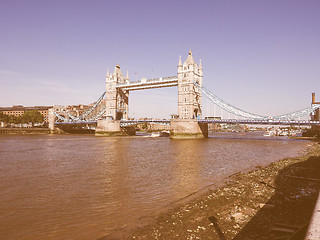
{"left": 1, "top": 0, "right": 319, "bottom": 118}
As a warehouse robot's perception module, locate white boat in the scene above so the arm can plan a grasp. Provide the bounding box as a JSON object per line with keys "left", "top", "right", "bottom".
{"left": 151, "top": 132, "right": 161, "bottom": 137}
{"left": 150, "top": 131, "right": 170, "bottom": 137}
{"left": 160, "top": 130, "right": 170, "bottom": 137}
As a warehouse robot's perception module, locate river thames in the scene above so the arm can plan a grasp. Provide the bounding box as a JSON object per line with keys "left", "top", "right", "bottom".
{"left": 0, "top": 133, "right": 309, "bottom": 239}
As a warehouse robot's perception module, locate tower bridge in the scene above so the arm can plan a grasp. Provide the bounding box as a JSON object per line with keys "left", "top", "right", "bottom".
{"left": 103, "top": 50, "right": 203, "bottom": 122}
{"left": 49, "top": 50, "right": 320, "bottom": 138}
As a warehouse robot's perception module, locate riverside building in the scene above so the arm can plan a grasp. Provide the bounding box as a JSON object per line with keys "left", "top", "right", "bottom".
{"left": 0, "top": 105, "right": 53, "bottom": 121}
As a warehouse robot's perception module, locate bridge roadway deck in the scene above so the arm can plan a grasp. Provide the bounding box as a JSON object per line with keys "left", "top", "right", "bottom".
{"left": 55, "top": 119, "right": 320, "bottom": 126}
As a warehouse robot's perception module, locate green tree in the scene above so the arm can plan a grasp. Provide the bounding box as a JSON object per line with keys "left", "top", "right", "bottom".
{"left": 22, "top": 110, "right": 44, "bottom": 126}
{"left": 0, "top": 112, "right": 17, "bottom": 123}
{"left": 12, "top": 115, "right": 22, "bottom": 124}
{"left": 0, "top": 112, "right": 9, "bottom": 122}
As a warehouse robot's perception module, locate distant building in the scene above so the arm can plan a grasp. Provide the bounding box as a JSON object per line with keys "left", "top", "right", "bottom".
{"left": 311, "top": 92, "right": 320, "bottom": 121}
{"left": 0, "top": 103, "right": 97, "bottom": 123}
{"left": 311, "top": 108, "right": 320, "bottom": 121}
{"left": 205, "top": 117, "right": 221, "bottom": 132}
{"left": 55, "top": 103, "right": 92, "bottom": 118}
{"left": 0, "top": 105, "right": 53, "bottom": 121}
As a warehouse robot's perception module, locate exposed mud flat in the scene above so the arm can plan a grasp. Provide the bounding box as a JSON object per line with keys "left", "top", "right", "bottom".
{"left": 103, "top": 142, "right": 320, "bottom": 240}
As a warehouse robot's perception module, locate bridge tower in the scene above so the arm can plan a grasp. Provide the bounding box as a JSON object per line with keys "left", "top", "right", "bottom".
{"left": 177, "top": 50, "right": 203, "bottom": 119}
{"left": 96, "top": 64, "right": 135, "bottom": 136}
{"left": 105, "top": 64, "right": 129, "bottom": 120}
{"left": 171, "top": 50, "right": 208, "bottom": 138}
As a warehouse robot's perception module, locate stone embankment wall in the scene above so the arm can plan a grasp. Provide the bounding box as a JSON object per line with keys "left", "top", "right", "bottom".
{"left": 0, "top": 128, "right": 51, "bottom": 134}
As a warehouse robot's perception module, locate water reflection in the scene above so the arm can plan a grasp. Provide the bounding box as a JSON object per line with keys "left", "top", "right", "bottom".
{"left": 172, "top": 140, "right": 203, "bottom": 199}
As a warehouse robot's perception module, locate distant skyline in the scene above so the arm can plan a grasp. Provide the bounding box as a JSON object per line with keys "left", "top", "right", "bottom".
{"left": 1, "top": 0, "right": 319, "bottom": 119}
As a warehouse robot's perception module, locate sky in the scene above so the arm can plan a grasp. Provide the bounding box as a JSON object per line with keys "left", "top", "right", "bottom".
{"left": 1, "top": 0, "right": 319, "bottom": 119}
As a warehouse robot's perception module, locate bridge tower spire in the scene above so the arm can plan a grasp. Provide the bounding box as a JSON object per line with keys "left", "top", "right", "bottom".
{"left": 177, "top": 50, "right": 203, "bottom": 119}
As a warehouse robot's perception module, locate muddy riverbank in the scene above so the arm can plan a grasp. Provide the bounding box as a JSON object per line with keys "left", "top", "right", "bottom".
{"left": 102, "top": 141, "right": 320, "bottom": 240}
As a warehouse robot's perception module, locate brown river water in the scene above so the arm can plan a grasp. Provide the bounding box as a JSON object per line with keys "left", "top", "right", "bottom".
{"left": 0, "top": 133, "right": 309, "bottom": 240}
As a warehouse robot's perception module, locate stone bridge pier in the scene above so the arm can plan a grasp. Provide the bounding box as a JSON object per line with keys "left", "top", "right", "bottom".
{"left": 95, "top": 120, "right": 135, "bottom": 136}
{"left": 170, "top": 119, "right": 208, "bottom": 139}
{"left": 48, "top": 108, "right": 55, "bottom": 133}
